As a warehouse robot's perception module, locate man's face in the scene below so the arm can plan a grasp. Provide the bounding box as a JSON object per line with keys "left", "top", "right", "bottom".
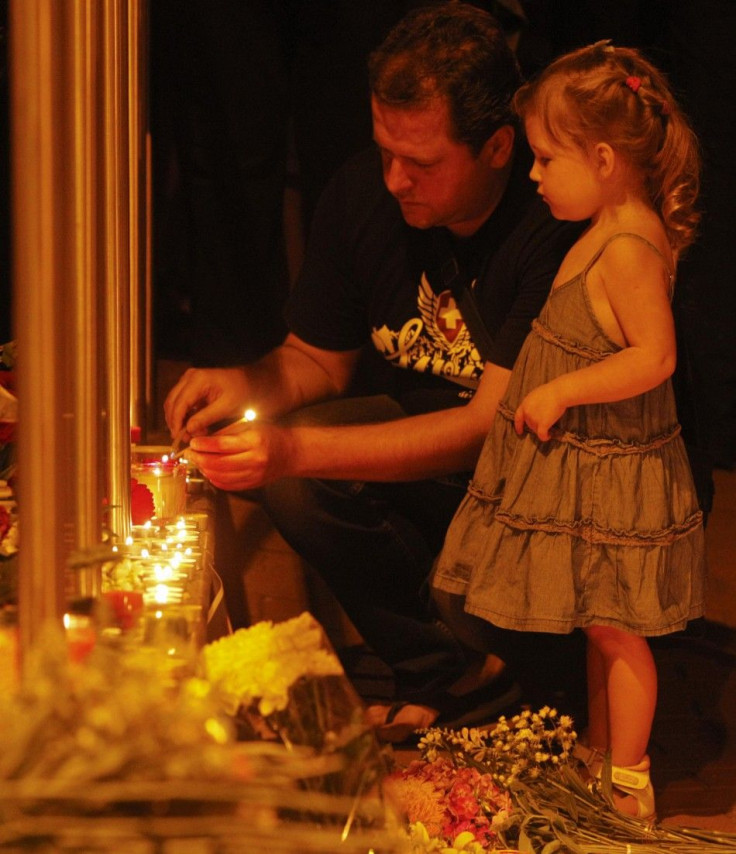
{"left": 372, "top": 95, "right": 506, "bottom": 237}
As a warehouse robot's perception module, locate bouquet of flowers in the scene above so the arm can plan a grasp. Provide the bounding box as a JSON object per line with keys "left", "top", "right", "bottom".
{"left": 417, "top": 705, "right": 577, "bottom": 788}
{"left": 202, "top": 612, "right": 390, "bottom": 818}
{"left": 0, "top": 625, "right": 406, "bottom": 852}
{"left": 203, "top": 611, "right": 345, "bottom": 719}
{"left": 389, "top": 707, "right": 736, "bottom": 853}
{"left": 384, "top": 706, "right": 574, "bottom": 853}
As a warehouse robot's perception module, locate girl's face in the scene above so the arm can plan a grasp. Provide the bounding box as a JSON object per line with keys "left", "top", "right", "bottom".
{"left": 524, "top": 114, "right": 603, "bottom": 222}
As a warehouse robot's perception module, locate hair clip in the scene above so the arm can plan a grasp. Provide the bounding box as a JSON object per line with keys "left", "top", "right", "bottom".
{"left": 625, "top": 76, "right": 642, "bottom": 94}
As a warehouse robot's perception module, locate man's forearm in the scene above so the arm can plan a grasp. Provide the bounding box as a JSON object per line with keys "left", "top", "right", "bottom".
{"left": 286, "top": 407, "right": 487, "bottom": 481}
{"left": 284, "top": 362, "right": 511, "bottom": 482}
{"left": 245, "top": 337, "right": 358, "bottom": 420}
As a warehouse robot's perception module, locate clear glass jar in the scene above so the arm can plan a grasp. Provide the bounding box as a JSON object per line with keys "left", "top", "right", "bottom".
{"left": 131, "top": 445, "right": 187, "bottom": 523}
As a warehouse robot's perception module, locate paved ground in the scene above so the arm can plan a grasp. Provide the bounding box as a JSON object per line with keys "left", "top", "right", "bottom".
{"left": 651, "top": 623, "right": 736, "bottom": 830}
{"left": 651, "top": 464, "right": 736, "bottom": 831}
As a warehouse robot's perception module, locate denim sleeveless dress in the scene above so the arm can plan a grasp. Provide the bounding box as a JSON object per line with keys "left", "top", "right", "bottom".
{"left": 433, "top": 234, "right": 706, "bottom": 636}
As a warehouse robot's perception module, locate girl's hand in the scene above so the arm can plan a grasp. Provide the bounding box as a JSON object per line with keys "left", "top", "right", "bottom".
{"left": 514, "top": 383, "right": 566, "bottom": 441}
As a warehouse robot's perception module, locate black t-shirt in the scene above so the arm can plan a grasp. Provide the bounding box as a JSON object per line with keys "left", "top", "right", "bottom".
{"left": 286, "top": 145, "right": 583, "bottom": 411}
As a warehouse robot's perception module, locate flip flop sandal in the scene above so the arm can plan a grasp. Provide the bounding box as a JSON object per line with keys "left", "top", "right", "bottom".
{"left": 368, "top": 701, "right": 437, "bottom": 744}
{"left": 368, "top": 674, "right": 522, "bottom": 744}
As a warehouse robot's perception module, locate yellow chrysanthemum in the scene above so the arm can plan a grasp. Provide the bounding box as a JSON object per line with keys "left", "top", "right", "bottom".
{"left": 202, "top": 612, "right": 343, "bottom": 715}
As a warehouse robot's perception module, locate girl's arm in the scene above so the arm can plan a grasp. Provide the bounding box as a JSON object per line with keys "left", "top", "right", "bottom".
{"left": 515, "top": 238, "right": 676, "bottom": 440}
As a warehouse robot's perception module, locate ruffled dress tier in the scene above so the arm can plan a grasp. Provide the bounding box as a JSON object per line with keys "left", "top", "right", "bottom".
{"left": 433, "top": 235, "right": 706, "bottom": 637}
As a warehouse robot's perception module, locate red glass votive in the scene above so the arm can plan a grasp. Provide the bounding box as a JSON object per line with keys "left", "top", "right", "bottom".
{"left": 102, "top": 589, "right": 144, "bottom": 631}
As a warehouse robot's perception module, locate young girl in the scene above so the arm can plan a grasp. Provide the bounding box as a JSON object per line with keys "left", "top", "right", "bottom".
{"left": 432, "top": 41, "right": 706, "bottom": 821}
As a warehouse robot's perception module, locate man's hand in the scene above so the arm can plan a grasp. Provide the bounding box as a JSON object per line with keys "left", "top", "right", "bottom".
{"left": 164, "top": 367, "right": 251, "bottom": 446}
{"left": 163, "top": 335, "right": 361, "bottom": 450}
{"left": 185, "top": 420, "right": 293, "bottom": 491}
{"left": 514, "top": 382, "right": 566, "bottom": 441}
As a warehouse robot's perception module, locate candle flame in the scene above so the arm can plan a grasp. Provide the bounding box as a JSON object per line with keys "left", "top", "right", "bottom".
{"left": 153, "top": 584, "right": 170, "bottom": 604}
{"left": 153, "top": 563, "right": 175, "bottom": 582}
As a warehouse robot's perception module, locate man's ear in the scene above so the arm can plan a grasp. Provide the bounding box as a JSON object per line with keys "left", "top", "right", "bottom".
{"left": 482, "top": 125, "right": 515, "bottom": 168}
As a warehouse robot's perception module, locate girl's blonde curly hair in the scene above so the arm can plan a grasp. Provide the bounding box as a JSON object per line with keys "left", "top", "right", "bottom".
{"left": 513, "top": 41, "right": 701, "bottom": 255}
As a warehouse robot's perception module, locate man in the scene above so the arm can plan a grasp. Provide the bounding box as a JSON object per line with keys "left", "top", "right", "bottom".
{"left": 164, "top": 3, "right": 585, "bottom": 740}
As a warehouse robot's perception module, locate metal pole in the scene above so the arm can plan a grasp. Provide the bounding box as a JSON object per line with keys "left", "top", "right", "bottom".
{"left": 10, "top": 0, "right": 103, "bottom": 650}
{"left": 102, "top": 0, "right": 132, "bottom": 544}
{"left": 128, "top": 0, "right": 151, "bottom": 441}
{"left": 10, "top": 0, "right": 146, "bottom": 658}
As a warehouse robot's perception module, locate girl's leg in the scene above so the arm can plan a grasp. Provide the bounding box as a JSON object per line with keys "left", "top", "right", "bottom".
{"left": 585, "top": 638, "right": 609, "bottom": 752}
{"left": 583, "top": 625, "right": 657, "bottom": 766}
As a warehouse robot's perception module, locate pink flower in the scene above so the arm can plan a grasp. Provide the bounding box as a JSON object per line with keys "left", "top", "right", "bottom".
{"left": 447, "top": 780, "right": 480, "bottom": 820}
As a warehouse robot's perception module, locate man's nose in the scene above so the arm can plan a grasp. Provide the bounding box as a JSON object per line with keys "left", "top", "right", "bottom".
{"left": 384, "top": 158, "right": 412, "bottom": 195}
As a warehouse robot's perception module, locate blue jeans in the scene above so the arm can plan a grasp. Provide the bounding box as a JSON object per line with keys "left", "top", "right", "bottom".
{"left": 258, "top": 396, "right": 472, "bottom": 703}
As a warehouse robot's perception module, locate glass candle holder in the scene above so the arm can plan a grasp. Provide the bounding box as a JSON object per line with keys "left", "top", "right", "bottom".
{"left": 101, "top": 589, "right": 144, "bottom": 633}
{"left": 142, "top": 602, "right": 204, "bottom": 681}
{"left": 131, "top": 445, "right": 187, "bottom": 523}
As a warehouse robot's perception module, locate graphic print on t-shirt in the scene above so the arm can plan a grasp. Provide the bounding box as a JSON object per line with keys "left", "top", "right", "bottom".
{"left": 371, "top": 272, "right": 484, "bottom": 384}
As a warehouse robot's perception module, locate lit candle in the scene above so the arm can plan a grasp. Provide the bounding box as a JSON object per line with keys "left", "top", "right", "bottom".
{"left": 131, "top": 445, "right": 187, "bottom": 523}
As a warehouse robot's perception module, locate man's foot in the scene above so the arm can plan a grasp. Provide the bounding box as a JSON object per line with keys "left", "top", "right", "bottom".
{"left": 364, "top": 701, "right": 438, "bottom": 743}
{"left": 365, "top": 671, "right": 522, "bottom": 743}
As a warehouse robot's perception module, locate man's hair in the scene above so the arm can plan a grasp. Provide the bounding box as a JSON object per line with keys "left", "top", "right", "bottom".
{"left": 368, "top": 2, "right": 522, "bottom": 155}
